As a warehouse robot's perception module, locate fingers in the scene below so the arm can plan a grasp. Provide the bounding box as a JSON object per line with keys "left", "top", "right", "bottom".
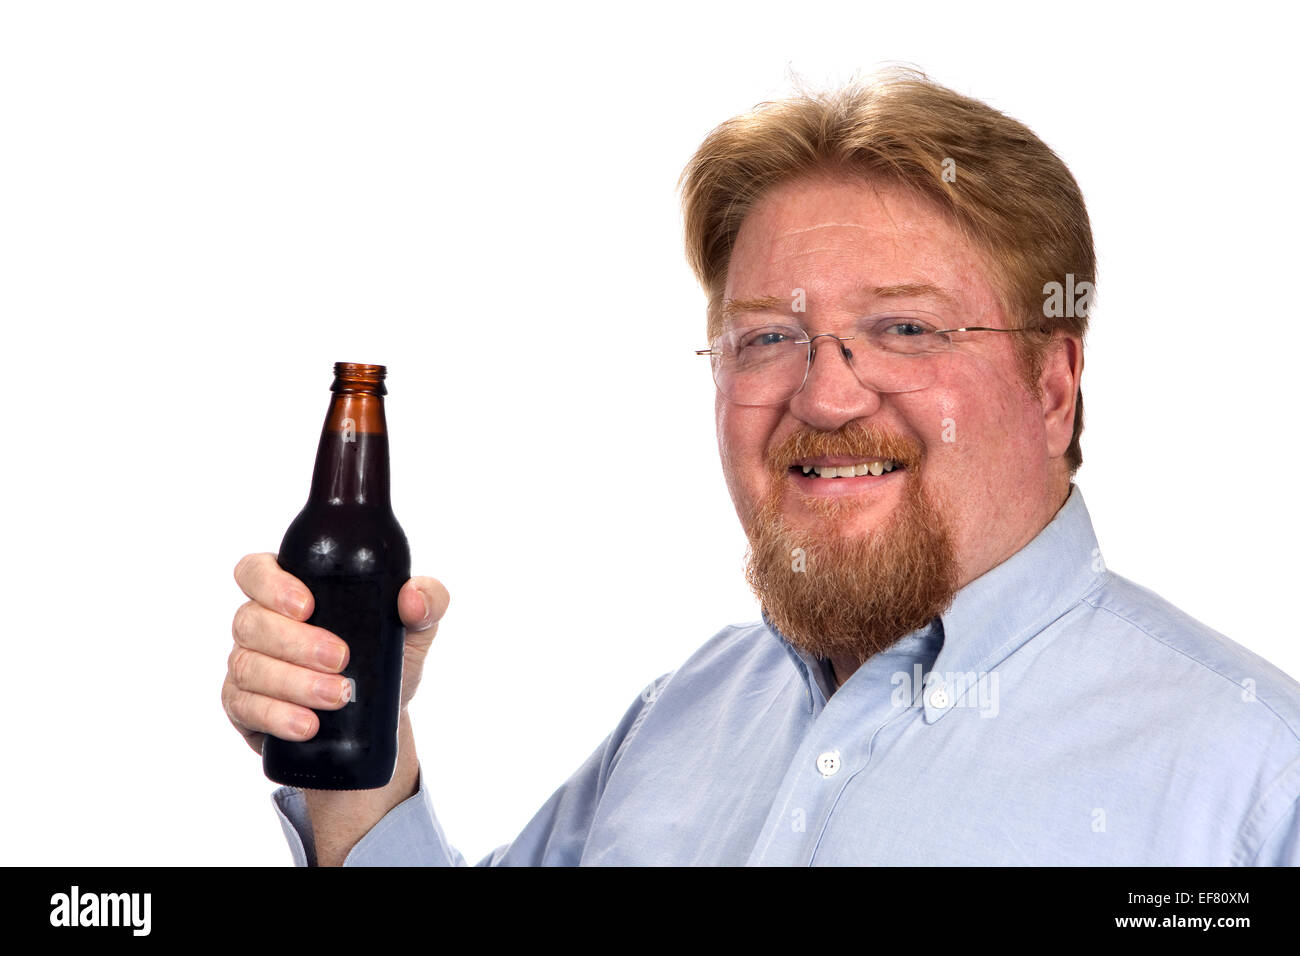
{"left": 399, "top": 577, "right": 449, "bottom": 665}
{"left": 223, "top": 643, "right": 353, "bottom": 747}
{"left": 234, "top": 552, "right": 314, "bottom": 621}
{"left": 221, "top": 681, "right": 318, "bottom": 754}
{"left": 228, "top": 602, "right": 352, "bottom": 711}
{"left": 228, "top": 643, "right": 354, "bottom": 710}
{"left": 231, "top": 598, "right": 349, "bottom": 673}
{"left": 227, "top": 557, "right": 448, "bottom": 752}
{"left": 228, "top": 552, "right": 352, "bottom": 748}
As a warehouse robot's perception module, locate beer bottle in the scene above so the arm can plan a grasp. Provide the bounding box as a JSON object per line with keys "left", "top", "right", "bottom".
{"left": 263, "top": 362, "right": 411, "bottom": 790}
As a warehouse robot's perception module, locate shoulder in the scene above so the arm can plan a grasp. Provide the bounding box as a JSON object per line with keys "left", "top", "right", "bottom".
{"left": 621, "top": 617, "right": 800, "bottom": 727}
{"left": 680, "top": 619, "right": 777, "bottom": 666}
{"left": 603, "top": 619, "right": 784, "bottom": 773}
{"left": 1064, "top": 572, "right": 1300, "bottom": 862}
{"left": 661, "top": 618, "right": 799, "bottom": 693}
{"left": 1077, "top": 570, "right": 1300, "bottom": 740}
{"left": 630, "top": 619, "right": 790, "bottom": 708}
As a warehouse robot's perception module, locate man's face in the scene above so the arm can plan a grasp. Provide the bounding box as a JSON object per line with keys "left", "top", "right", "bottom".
{"left": 717, "top": 176, "right": 1072, "bottom": 663}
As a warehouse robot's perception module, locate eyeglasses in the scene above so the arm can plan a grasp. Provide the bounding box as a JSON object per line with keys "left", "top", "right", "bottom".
{"left": 695, "top": 311, "right": 1049, "bottom": 406}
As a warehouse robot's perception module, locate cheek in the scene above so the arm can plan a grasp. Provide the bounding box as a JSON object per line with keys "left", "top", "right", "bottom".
{"left": 920, "top": 376, "right": 1046, "bottom": 494}
{"left": 717, "top": 403, "right": 781, "bottom": 503}
{"left": 715, "top": 399, "right": 739, "bottom": 482}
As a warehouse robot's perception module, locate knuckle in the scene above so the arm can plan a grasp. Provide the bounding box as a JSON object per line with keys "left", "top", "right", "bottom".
{"left": 231, "top": 600, "right": 257, "bottom": 644}
{"left": 223, "top": 684, "right": 249, "bottom": 728}
{"left": 426, "top": 582, "right": 450, "bottom": 621}
{"left": 234, "top": 552, "right": 268, "bottom": 590}
{"left": 229, "top": 645, "right": 257, "bottom": 689}
{"left": 406, "top": 624, "right": 437, "bottom": 652}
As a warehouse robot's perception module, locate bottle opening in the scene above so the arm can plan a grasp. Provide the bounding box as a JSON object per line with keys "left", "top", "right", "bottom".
{"left": 331, "top": 362, "right": 388, "bottom": 395}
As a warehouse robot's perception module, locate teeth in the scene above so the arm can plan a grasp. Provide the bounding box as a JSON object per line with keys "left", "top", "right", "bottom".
{"left": 801, "top": 460, "right": 899, "bottom": 478}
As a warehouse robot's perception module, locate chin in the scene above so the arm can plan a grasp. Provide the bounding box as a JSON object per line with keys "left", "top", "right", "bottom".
{"left": 781, "top": 478, "right": 907, "bottom": 530}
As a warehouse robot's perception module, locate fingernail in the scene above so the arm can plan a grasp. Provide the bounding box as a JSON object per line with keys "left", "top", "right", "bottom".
{"left": 291, "top": 713, "right": 314, "bottom": 738}
{"left": 284, "top": 591, "right": 308, "bottom": 618}
{"left": 315, "top": 677, "right": 347, "bottom": 704}
{"left": 315, "top": 643, "right": 346, "bottom": 670}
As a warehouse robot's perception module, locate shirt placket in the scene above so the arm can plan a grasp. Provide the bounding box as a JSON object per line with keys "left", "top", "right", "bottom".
{"left": 746, "top": 670, "right": 921, "bottom": 866}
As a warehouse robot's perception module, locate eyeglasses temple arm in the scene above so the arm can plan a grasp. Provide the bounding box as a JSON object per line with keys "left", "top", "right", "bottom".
{"left": 933, "top": 326, "right": 1051, "bottom": 335}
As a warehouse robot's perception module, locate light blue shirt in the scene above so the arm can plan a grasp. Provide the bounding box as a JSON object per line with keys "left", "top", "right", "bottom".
{"left": 272, "top": 486, "right": 1300, "bottom": 865}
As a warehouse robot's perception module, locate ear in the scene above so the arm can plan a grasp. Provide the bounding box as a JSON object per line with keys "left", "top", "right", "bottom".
{"left": 1039, "top": 334, "right": 1083, "bottom": 462}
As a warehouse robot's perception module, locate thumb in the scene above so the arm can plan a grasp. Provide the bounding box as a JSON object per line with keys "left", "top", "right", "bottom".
{"left": 399, "top": 576, "right": 450, "bottom": 638}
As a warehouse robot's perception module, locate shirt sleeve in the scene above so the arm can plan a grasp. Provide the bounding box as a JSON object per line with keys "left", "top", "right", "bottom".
{"left": 269, "top": 672, "right": 671, "bottom": 866}
{"left": 271, "top": 765, "right": 469, "bottom": 866}
{"left": 1249, "top": 792, "right": 1300, "bottom": 865}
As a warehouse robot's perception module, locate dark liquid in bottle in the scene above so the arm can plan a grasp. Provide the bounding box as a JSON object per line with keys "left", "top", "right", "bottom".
{"left": 263, "top": 380, "right": 411, "bottom": 791}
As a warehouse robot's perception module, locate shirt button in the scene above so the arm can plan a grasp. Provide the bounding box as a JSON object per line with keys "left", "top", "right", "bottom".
{"left": 928, "top": 684, "right": 949, "bottom": 709}
{"left": 816, "top": 750, "right": 841, "bottom": 777}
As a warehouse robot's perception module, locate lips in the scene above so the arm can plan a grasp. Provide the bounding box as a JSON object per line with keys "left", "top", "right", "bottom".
{"left": 770, "top": 423, "right": 921, "bottom": 492}
{"left": 785, "top": 457, "right": 908, "bottom": 498}
{"left": 792, "top": 458, "right": 900, "bottom": 478}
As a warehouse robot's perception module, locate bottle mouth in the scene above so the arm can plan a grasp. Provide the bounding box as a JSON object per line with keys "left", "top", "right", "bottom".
{"left": 331, "top": 362, "right": 388, "bottom": 395}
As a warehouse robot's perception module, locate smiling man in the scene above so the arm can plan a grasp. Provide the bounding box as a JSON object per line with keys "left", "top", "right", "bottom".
{"left": 720, "top": 176, "right": 1077, "bottom": 681}
{"left": 231, "top": 69, "right": 1300, "bottom": 865}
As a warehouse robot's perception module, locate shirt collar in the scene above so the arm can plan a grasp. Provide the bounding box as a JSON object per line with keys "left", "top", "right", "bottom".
{"left": 762, "top": 484, "right": 1105, "bottom": 721}
{"left": 764, "top": 607, "right": 834, "bottom": 711}
{"left": 924, "top": 483, "right": 1104, "bottom": 722}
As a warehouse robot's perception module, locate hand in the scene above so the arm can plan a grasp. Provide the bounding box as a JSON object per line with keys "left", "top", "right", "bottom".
{"left": 223, "top": 553, "right": 450, "bottom": 755}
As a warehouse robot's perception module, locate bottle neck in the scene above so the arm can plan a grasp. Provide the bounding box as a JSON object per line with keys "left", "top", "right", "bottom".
{"left": 307, "top": 392, "right": 392, "bottom": 508}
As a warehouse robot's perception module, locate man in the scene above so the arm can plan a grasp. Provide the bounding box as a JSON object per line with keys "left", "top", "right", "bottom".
{"left": 224, "top": 70, "right": 1300, "bottom": 865}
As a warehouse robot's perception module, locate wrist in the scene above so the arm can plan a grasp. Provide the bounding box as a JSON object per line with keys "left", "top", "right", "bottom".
{"left": 302, "top": 710, "right": 419, "bottom": 865}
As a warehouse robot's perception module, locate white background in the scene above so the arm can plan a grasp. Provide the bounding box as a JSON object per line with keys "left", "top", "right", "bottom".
{"left": 2, "top": 1, "right": 1296, "bottom": 866}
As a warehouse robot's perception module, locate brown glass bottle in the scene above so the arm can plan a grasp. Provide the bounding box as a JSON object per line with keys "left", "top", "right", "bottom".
{"left": 263, "top": 363, "right": 411, "bottom": 790}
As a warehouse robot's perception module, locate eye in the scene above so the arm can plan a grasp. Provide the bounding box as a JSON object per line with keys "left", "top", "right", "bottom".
{"left": 861, "top": 312, "right": 946, "bottom": 353}
{"left": 879, "top": 319, "right": 934, "bottom": 337}
{"left": 735, "top": 326, "right": 801, "bottom": 350}
{"left": 869, "top": 312, "right": 945, "bottom": 335}
{"left": 743, "top": 330, "right": 792, "bottom": 347}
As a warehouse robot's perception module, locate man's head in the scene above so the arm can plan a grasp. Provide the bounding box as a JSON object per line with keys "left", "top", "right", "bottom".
{"left": 680, "top": 71, "right": 1091, "bottom": 665}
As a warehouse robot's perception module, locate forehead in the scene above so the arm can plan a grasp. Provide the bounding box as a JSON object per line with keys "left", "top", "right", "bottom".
{"left": 723, "top": 176, "right": 1001, "bottom": 319}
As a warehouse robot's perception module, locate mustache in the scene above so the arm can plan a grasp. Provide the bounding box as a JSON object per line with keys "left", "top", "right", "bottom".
{"left": 766, "top": 421, "right": 924, "bottom": 479}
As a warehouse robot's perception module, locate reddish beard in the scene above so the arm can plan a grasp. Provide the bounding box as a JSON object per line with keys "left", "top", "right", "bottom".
{"left": 742, "top": 422, "right": 960, "bottom": 667}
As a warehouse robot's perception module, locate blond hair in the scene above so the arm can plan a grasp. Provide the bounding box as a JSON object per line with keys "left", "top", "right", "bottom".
{"left": 679, "top": 68, "right": 1094, "bottom": 473}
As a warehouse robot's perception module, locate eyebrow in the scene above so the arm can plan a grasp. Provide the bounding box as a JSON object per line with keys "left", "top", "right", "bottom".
{"left": 868, "top": 283, "right": 960, "bottom": 307}
{"left": 720, "top": 295, "right": 790, "bottom": 320}
{"left": 720, "top": 283, "right": 959, "bottom": 321}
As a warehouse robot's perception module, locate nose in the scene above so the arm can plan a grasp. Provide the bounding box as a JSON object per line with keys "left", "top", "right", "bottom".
{"left": 788, "top": 332, "right": 884, "bottom": 430}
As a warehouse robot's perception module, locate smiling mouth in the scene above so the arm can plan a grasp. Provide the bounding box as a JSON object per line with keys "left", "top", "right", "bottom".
{"left": 788, "top": 458, "right": 904, "bottom": 479}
